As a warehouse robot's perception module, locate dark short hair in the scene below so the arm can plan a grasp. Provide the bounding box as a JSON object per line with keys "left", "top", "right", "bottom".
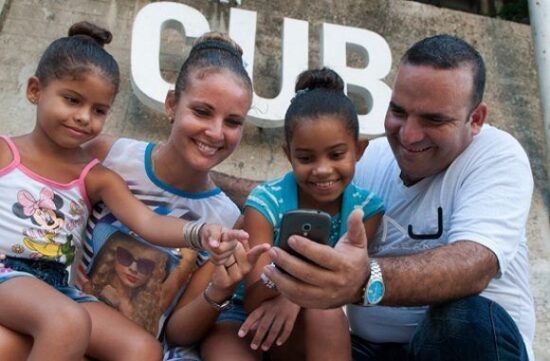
{"left": 284, "top": 67, "right": 359, "bottom": 145}
{"left": 35, "top": 21, "right": 120, "bottom": 93}
{"left": 402, "top": 34, "right": 485, "bottom": 108}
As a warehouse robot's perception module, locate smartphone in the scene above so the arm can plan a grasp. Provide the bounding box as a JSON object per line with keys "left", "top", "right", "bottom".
{"left": 278, "top": 209, "right": 331, "bottom": 261}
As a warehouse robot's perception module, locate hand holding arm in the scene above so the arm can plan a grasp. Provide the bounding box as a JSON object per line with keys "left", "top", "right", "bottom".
{"left": 198, "top": 224, "right": 249, "bottom": 265}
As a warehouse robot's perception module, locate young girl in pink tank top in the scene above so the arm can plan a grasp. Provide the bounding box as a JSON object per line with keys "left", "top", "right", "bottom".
{"left": 0, "top": 22, "right": 248, "bottom": 361}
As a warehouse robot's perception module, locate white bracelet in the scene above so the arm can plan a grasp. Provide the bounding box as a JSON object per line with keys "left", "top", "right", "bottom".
{"left": 183, "top": 220, "right": 206, "bottom": 250}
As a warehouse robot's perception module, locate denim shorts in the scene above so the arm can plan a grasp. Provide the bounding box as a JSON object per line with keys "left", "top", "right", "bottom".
{"left": 217, "top": 299, "right": 247, "bottom": 324}
{"left": 163, "top": 342, "right": 201, "bottom": 361}
{"left": 0, "top": 256, "right": 97, "bottom": 303}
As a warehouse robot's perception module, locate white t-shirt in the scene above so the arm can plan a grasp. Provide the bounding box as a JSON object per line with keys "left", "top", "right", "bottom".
{"left": 347, "top": 125, "right": 535, "bottom": 360}
{"left": 75, "top": 138, "right": 241, "bottom": 337}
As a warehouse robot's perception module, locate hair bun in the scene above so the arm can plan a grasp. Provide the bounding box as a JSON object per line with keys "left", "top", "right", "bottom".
{"left": 68, "top": 21, "right": 112, "bottom": 47}
{"left": 192, "top": 31, "right": 244, "bottom": 57}
{"left": 295, "top": 67, "right": 344, "bottom": 93}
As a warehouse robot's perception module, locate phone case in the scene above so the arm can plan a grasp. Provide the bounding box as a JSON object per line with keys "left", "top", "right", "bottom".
{"left": 278, "top": 209, "right": 331, "bottom": 259}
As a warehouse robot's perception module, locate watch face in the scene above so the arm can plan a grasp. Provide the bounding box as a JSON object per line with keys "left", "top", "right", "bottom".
{"left": 367, "top": 280, "right": 384, "bottom": 304}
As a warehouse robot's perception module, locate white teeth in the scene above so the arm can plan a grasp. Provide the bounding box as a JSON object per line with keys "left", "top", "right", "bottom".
{"left": 196, "top": 140, "right": 218, "bottom": 155}
{"left": 314, "top": 181, "right": 335, "bottom": 189}
{"left": 406, "top": 146, "right": 431, "bottom": 153}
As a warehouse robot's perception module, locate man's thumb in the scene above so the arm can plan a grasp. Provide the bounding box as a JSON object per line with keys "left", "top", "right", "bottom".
{"left": 345, "top": 209, "right": 367, "bottom": 249}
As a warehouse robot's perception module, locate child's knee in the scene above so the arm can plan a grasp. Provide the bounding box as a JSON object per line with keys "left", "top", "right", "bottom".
{"left": 119, "top": 333, "right": 162, "bottom": 361}
{"left": 50, "top": 304, "right": 92, "bottom": 340}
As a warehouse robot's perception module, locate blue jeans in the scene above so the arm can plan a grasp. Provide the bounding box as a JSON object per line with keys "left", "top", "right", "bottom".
{"left": 352, "top": 295, "right": 528, "bottom": 361}
{"left": 0, "top": 256, "right": 97, "bottom": 303}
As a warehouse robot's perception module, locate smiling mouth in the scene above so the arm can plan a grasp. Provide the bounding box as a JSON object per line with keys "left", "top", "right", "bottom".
{"left": 402, "top": 144, "right": 432, "bottom": 153}
{"left": 195, "top": 140, "right": 221, "bottom": 156}
{"left": 64, "top": 125, "right": 89, "bottom": 136}
{"left": 310, "top": 180, "right": 339, "bottom": 191}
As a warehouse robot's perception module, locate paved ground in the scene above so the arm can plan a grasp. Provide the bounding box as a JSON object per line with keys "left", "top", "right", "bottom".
{"left": 528, "top": 192, "right": 550, "bottom": 360}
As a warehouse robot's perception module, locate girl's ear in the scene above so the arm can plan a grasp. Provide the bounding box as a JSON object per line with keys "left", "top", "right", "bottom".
{"left": 26, "top": 77, "right": 41, "bottom": 105}
{"left": 355, "top": 138, "right": 369, "bottom": 161}
{"left": 164, "top": 90, "right": 177, "bottom": 124}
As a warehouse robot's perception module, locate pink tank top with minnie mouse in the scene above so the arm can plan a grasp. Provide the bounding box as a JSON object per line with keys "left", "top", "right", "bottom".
{"left": 0, "top": 136, "right": 98, "bottom": 266}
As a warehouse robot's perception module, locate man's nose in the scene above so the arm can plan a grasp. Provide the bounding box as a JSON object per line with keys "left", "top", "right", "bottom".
{"left": 400, "top": 117, "right": 424, "bottom": 145}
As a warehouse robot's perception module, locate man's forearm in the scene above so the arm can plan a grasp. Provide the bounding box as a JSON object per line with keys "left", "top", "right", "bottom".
{"left": 378, "top": 241, "right": 498, "bottom": 306}
{"left": 210, "top": 171, "right": 260, "bottom": 209}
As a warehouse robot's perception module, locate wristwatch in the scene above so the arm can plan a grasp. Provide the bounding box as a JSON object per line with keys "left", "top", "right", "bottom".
{"left": 203, "top": 283, "right": 233, "bottom": 311}
{"left": 360, "top": 259, "right": 385, "bottom": 306}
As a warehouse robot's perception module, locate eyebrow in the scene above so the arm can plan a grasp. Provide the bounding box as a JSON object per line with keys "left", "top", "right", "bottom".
{"left": 59, "top": 88, "right": 112, "bottom": 108}
{"left": 389, "top": 101, "right": 455, "bottom": 123}
{"left": 294, "top": 143, "right": 348, "bottom": 152}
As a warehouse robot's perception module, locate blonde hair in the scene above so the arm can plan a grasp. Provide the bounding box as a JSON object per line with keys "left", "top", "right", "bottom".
{"left": 84, "top": 232, "right": 169, "bottom": 335}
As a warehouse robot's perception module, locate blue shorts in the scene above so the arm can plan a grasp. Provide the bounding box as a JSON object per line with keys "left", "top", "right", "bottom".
{"left": 163, "top": 342, "right": 201, "bottom": 361}
{"left": 217, "top": 300, "right": 247, "bottom": 324}
{"left": 0, "top": 256, "right": 97, "bottom": 303}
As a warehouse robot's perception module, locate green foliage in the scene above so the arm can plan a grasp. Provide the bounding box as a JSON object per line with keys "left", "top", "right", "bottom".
{"left": 497, "top": 0, "right": 530, "bottom": 24}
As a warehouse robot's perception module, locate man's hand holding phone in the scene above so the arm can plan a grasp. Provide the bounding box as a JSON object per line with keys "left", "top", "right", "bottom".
{"left": 277, "top": 209, "right": 331, "bottom": 260}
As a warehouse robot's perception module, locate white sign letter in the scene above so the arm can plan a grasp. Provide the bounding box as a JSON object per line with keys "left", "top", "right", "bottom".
{"left": 322, "top": 23, "right": 391, "bottom": 136}
{"left": 230, "top": 9, "right": 309, "bottom": 127}
{"left": 131, "top": 2, "right": 210, "bottom": 112}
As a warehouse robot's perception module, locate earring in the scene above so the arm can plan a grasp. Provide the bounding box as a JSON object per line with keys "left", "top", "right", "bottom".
{"left": 169, "top": 116, "right": 174, "bottom": 124}
{"left": 29, "top": 97, "right": 36, "bottom": 104}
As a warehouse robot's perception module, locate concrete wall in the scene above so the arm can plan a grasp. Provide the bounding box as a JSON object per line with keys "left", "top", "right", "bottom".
{"left": 0, "top": 0, "right": 548, "bottom": 359}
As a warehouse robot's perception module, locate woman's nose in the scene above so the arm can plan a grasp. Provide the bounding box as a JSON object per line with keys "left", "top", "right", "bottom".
{"left": 204, "top": 119, "right": 224, "bottom": 141}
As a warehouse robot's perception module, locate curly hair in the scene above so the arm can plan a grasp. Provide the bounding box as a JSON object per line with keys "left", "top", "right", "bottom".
{"left": 84, "top": 232, "right": 169, "bottom": 335}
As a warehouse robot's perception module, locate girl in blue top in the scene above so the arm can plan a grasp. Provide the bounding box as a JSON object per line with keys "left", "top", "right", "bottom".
{"left": 234, "top": 68, "right": 385, "bottom": 360}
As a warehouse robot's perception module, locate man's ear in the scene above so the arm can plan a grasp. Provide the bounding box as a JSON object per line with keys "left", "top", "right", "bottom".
{"left": 355, "top": 138, "right": 369, "bottom": 161}
{"left": 469, "top": 102, "right": 487, "bottom": 136}
{"left": 164, "top": 90, "right": 177, "bottom": 124}
{"left": 26, "top": 77, "right": 41, "bottom": 105}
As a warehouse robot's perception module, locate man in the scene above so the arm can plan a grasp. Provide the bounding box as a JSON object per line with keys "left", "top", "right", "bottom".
{"left": 259, "top": 35, "right": 535, "bottom": 360}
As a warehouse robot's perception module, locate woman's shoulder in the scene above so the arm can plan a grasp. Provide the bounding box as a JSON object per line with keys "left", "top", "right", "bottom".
{"left": 83, "top": 134, "right": 118, "bottom": 161}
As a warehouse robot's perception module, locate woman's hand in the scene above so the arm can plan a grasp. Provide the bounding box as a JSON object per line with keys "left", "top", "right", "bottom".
{"left": 199, "top": 225, "right": 249, "bottom": 265}
{"left": 209, "top": 242, "right": 270, "bottom": 296}
{"left": 238, "top": 295, "right": 300, "bottom": 352}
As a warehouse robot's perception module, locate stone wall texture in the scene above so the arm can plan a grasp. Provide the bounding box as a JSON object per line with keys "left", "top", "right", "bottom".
{"left": 0, "top": 0, "right": 548, "bottom": 359}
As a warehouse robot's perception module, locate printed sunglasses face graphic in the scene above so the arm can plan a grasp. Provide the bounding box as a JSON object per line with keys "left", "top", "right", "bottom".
{"left": 116, "top": 246, "right": 156, "bottom": 275}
